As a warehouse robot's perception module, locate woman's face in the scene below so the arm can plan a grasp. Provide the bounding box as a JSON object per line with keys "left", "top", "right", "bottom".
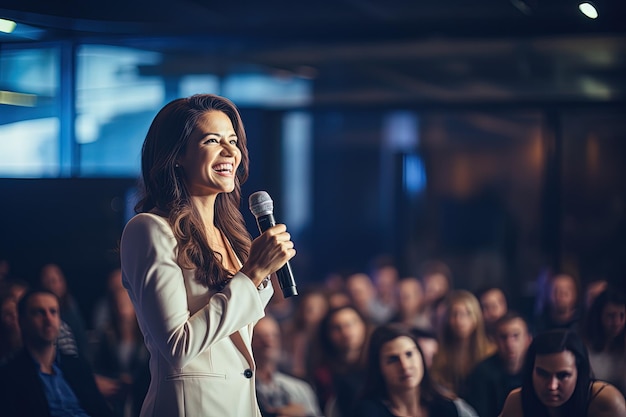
{"left": 532, "top": 350, "right": 578, "bottom": 408}
{"left": 178, "top": 111, "right": 242, "bottom": 196}
{"left": 448, "top": 302, "right": 476, "bottom": 339}
{"left": 380, "top": 336, "right": 424, "bottom": 392}
{"left": 328, "top": 308, "right": 366, "bottom": 353}
{"left": 602, "top": 302, "right": 626, "bottom": 339}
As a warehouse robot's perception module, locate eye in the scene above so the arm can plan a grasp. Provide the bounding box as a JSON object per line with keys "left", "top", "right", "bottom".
{"left": 557, "top": 372, "right": 572, "bottom": 380}
{"left": 229, "top": 138, "right": 238, "bottom": 145}
{"left": 203, "top": 137, "right": 219, "bottom": 144}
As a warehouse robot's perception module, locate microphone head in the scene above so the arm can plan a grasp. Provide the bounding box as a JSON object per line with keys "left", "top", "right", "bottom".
{"left": 249, "top": 191, "right": 274, "bottom": 217}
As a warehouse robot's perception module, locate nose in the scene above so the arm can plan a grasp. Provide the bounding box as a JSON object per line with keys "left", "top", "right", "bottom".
{"left": 548, "top": 376, "right": 559, "bottom": 391}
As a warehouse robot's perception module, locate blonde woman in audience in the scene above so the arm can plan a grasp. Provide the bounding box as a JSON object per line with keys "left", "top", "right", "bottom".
{"left": 431, "top": 290, "right": 495, "bottom": 396}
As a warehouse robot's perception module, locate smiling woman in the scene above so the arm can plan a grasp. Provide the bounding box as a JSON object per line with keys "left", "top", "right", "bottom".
{"left": 120, "top": 94, "right": 296, "bottom": 417}
{"left": 499, "top": 329, "right": 626, "bottom": 417}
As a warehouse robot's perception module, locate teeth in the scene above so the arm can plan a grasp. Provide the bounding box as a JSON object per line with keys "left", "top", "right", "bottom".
{"left": 213, "top": 163, "right": 233, "bottom": 172}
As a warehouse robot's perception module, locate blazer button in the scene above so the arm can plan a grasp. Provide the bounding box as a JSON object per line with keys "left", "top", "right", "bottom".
{"left": 244, "top": 369, "right": 253, "bottom": 379}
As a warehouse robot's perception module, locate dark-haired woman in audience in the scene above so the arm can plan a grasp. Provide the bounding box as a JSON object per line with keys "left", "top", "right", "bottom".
{"left": 583, "top": 287, "right": 626, "bottom": 396}
{"left": 352, "top": 323, "right": 466, "bottom": 417}
{"left": 499, "top": 329, "right": 626, "bottom": 417}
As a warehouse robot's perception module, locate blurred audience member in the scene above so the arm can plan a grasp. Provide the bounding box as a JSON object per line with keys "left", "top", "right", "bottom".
{"left": 368, "top": 255, "right": 400, "bottom": 324}
{"left": 583, "top": 287, "right": 626, "bottom": 396}
{"left": 499, "top": 329, "right": 626, "bottom": 417}
{"left": 418, "top": 260, "right": 453, "bottom": 330}
{"left": 431, "top": 290, "right": 495, "bottom": 396}
{"left": 91, "top": 287, "right": 149, "bottom": 416}
{"left": 534, "top": 273, "right": 582, "bottom": 335}
{"left": 390, "top": 277, "right": 430, "bottom": 330}
{"left": 253, "top": 315, "right": 323, "bottom": 417}
{"left": 310, "top": 305, "right": 370, "bottom": 416}
{"left": 344, "top": 272, "right": 379, "bottom": 324}
{"left": 476, "top": 285, "right": 509, "bottom": 341}
{"left": 0, "top": 289, "right": 114, "bottom": 417}
{"left": 0, "top": 292, "right": 20, "bottom": 363}
{"left": 584, "top": 278, "right": 608, "bottom": 311}
{"left": 465, "top": 311, "right": 532, "bottom": 417}
{"left": 351, "top": 323, "right": 461, "bottom": 417}
{"left": 39, "top": 263, "right": 90, "bottom": 358}
{"left": 282, "top": 287, "right": 329, "bottom": 379}
{"left": 92, "top": 268, "right": 124, "bottom": 334}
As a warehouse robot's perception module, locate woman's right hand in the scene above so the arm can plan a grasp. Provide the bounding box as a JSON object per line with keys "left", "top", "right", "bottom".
{"left": 240, "top": 224, "right": 295, "bottom": 288}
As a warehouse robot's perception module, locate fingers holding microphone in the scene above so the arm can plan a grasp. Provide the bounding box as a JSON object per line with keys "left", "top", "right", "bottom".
{"left": 240, "top": 224, "right": 296, "bottom": 288}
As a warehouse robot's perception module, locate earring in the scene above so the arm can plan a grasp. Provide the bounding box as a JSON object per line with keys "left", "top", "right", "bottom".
{"left": 175, "top": 163, "right": 180, "bottom": 168}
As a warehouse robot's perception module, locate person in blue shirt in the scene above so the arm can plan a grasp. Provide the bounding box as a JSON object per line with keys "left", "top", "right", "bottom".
{"left": 0, "top": 288, "right": 114, "bottom": 417}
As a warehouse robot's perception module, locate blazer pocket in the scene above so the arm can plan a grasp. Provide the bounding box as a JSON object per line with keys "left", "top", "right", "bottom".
{"left": 165, "top": 372, "right": 227, "bottom": 380}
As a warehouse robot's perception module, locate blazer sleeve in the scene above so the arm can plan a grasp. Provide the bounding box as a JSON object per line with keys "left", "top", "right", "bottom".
{"left": 120, "top": 213, "right": 269, "bottom": 369}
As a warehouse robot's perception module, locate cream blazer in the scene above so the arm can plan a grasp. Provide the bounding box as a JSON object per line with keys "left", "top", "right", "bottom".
{"left": 120, "top": 213, "right": 273, "bottom": 417}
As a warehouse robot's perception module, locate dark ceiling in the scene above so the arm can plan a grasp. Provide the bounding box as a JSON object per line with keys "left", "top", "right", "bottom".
{"left": 1, "top": 0, "right": 625, "bottom": 107}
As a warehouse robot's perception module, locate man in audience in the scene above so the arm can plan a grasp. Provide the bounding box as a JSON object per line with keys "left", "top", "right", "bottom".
{"left": 0, "top": 289, "right": 113, "bottom": 417}
{"left": 252, "top": 315, "right": 323, "bottom": 417}
{"left": 476, "top": 285, "right": 509, "bottom": 341}
{"left": 464, "top": 311, "right": 532, "bottom": 417}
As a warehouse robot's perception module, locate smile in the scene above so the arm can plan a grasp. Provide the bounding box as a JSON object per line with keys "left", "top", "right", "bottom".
{"left": 212, "top": 163, "right": 233, "bottom": 173}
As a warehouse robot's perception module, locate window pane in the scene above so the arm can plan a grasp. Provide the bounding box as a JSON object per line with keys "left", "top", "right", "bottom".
{"left": 0, "top": 48, "right": 60, "bottom": 178}
{"left": 76, "top": 45, "right": 164, "bottom": 177}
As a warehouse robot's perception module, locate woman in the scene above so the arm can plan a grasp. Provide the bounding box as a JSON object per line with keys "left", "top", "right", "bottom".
{"left": 499, "top": 329, "right": 626, "bottom": 417}
{"left": 582, "top": 288, "right": 626, "bottom": 396}
{"left": 430, "top": 290, "right": 495, "bottom": 396}
{"left": 309, "top": 305, "right": 370, "bottom": 416}
{"left": 120, "top": 94, "right": 295, "bottom": 417}
{"left": 352, "top": 323, "right": 461, "bottom": 417}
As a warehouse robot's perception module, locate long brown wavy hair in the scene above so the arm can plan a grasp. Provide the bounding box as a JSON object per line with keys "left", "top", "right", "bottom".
{"left": 135, "top": 94, "right": 251, "bottom": 290}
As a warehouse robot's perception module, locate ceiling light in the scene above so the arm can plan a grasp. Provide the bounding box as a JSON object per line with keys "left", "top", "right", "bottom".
{"left": 0, "top": 18, "right": 17, "bottom": 33}
{"left": 578, "top": 2, "right": 598, "bottom": 19}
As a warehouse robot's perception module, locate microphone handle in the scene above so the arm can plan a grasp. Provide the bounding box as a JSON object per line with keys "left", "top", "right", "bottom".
{"left": 255, "top": 213, "right": 298, "bottom": 298}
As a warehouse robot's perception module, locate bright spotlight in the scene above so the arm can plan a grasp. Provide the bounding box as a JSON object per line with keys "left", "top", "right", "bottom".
{"left": 579, "top": 2, "right": 599, "bottom": 19}
{"left": 0, "top": 18, "right": 17, "bottom": 33}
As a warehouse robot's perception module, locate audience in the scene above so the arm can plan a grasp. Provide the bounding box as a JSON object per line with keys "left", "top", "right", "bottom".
{"left": 91, "top": 287, "right": 149, "bottom": 417}
{"left": 253, "top": 315, "right": 323, "bottom": 417}
{"left": 39, "top": 263, "right": 90, "bottom": 358}
{"left": 281, "top": 287, "right": 330, "bottom": 379}
{"left": 390, "top": 277, "right": 431, "bottom": 331}
{"left": 368, "top": 255, "right": 400, "bottom": 324}
{"left": 0, "top": 292, "right": 20, "bottom": 363}
{"left": 582, "top": 287, "right": 626, "bottom": 396}
{"left": 431, "top": 290, "right": 495, "bottom": 396}
{"left": 4, "top": 247, "right": 626, "bottom": 417}
{"left": 0, "top": 289, "right": 114, "bottom": 417}
{"left": 351, "top": 323, "right": 464, "bottom": 417}
{"left": 534, "top": 273, "right": 582, "bottom": 335}
{"left": 499, "top": 329, "right": 626, "bottom": 417}
{"left": 465, "top": 311, "right": 532, "bottom": 417}
{"left": 476, "top": 285, "right": 509, "bottom": 342}
{"left": 418, "top": 260, "right": 453, "bottom": 331}
{"left": 310, "top": 305, "right": 370, "bottom": 417}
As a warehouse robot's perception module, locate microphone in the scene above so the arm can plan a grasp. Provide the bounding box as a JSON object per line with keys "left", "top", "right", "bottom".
{"left": 248, "top": 191, "right": 298, "bottom": 298}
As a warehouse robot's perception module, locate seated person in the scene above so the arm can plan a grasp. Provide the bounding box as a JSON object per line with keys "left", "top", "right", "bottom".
{"left": 352, "top": 323, "right": 471, "bottom": 417}
{"left": 499, "top": 329, "right": 626, "bottom": 417}
{"left": 465, "top": 311, "right": 532, "bottom": 417}
{"left": 0, "top": 289, "right": 114, "bottom": 417}
{"left": 253, "top": 315, "right": 323, "bottom": 417}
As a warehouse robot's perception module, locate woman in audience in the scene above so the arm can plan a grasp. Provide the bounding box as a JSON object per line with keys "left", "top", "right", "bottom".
{"left": 92, "top": 287, "right": 149, "bottom": 416}
{"left": 310, "top": 304, "right": 370, "bottom": 416}
{"left": 499, "top": 329, "right": 626, "bottom": 417}
{"left": 281, "top": 286, "right": 329, "bottom": 378}
{"left": 352, "top": 323, "right": 468, "bottom": 417}
{"left": 431, "top": 290, "right": 495, "bottom": 396}
{"left": 582, "top": 287, "right": 626, "bottom": 396}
